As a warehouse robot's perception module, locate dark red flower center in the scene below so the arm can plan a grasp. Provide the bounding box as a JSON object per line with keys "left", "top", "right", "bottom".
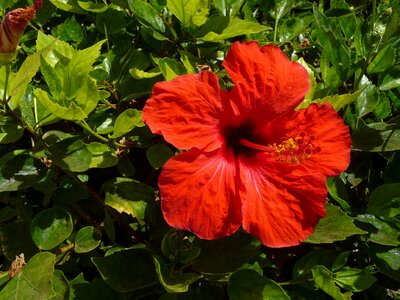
{"left": 223, "top": 124, "right": 321, "bottom": 165}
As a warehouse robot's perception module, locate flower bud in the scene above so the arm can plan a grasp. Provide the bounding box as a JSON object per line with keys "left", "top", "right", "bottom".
{"left": 0, "top": 1, "right": 42, "bottom": 64}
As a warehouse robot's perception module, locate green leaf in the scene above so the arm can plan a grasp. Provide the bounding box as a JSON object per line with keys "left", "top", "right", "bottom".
{"left": 102, "top": 177, "right": 154, "bottom": 220}
{"left": 306, "top": 203, "right": 366, "bottom": 244}
{"left": 373, "top": 92, "right": 392, "bottom": 119}
{"left": 380, "top": 68, "right": 400, "bottom": 91}
{"left": 369, "top": 244, "right": 400, "bottom": 282}
{"left": 46, "top": 137, "right": 92, "bottom": 172}
{"left": 30, "top": 207, "right": 74, "bottom": 250}
{"left": 49, "top": 0, "right": 87, "bottom": 13}
{"left": 167, "top": 0, "right": 209, "bottom": 27}
{"left": 0, "top": 113, "right": 24, "bottom": 144}
{"left": 310, "top": 90, "right": 362, "bottom": 111}
{"left": 326, "top": 177, "right": 352, "bottom": 214}
{"left": 311, "top": 266, "right": 348, "bottom": 300}
{"left": 51, "top": 16, "right": 86, "bottom": 43}
{"left": 355, "top": 79, "right": 378, "bottom": 117}
{"left": 375, "top": 247, "right": 400, "bottom": 271}
{"left": 40, "top": 55, "right": 63, "bottom": 99}
{"left": 213, "top": 0, "right": 245, "bottom": 17}
{"left": 228, "top": 269, "right": 290, "bottom": 300}
{"left": 77, "top": 0, "right": 108, "bottom": 12}
{"left": 0, "top": 252, "right": 56, "bottom": 300}
{"left": 352, "top": 123, "right": 400, "bottom": 152}
{"left": 161, "top": 231, "right": 201, "bottom": 265}
{"left": 153, "top": 256, "right": 202, "bottom": 293}
{"left": 367, "top": 184, "right": 400, "bottom": 218}
{"left": 192, "top": 231, "right": 260, "bottom": 274}
{"left": 198, "top": 17, "right": 270, "bottom": 41}
{"left": 0, "top": 150, "right": 46, "bottom": 192}
{"left": 158, "top": 57, "right": 186, "bottom": 80}
{"left": 367, "top": 44, "right": 395, "bottom": 74}
{"left": 92, "top": 248, "right": 158, "bottom": 292}
{"left": 355, "top": 214, "right": 400, "bottom": 246}
{"left": 35, "top": 88, "right": 88, "bottom": 121}
{"left": 96, "top": 5, "right": 126, "bottom": 35}
{"left": 292, "top": 249, "right": 336, "bottom": 280}
{"left": 68, "top": 278, "right": 123, "bottom": 300}
{"left": 87, "top": 142, "right": 119, "bottom": 169}
{"left": 332, "top": 251, "right": 351, "bottom": 272}
{"left": 50, "top": 269, "right": 69, "bottom": 300}
{"left": 334, "top": 267, "right": 377, "bottom": 292}
{"left": 0, "top": 220, "right": 38, "bottom": 261}
{"left": 146, "top": 144, "right": 174, "bottom": 169}
{"left": 9, "top": 44, "right": 53, "bottom": 97}
{"left": 129, "top": 0, "right": 165, "bottom": 32}
{"left": 130, "top": 68, "right": 162, "bottom": 79}
{"left": 111, "top": 109, "right": 144, "bottom": 138}
{"left": 74, "top": 226, "right": 102, "bottom": 253}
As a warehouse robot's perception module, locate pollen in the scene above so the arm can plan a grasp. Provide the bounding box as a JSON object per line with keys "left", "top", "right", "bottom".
{"left": 268, "top": 134, "right": 320, "bottom": 165}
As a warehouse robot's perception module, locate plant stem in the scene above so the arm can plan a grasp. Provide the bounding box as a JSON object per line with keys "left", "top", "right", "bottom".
{"left": 274, "top": 13, "right": 278, "bottom": 42}
{"left": 75, "top": 120, "right": 110, "bottom": 143}
{"left": 2, "top": 64, "right": 11, "bottom": 105}
{"left": 280, "top": 278, "right": 314, "bottom": 286}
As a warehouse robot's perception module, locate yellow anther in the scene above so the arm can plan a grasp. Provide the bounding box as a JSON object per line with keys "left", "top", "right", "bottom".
{"left": 268, "top": 135, "right": 317, "bottom": 165}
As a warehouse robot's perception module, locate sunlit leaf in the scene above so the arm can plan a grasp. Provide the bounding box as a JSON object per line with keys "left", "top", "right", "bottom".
{"left": 31, "top": 207, "right": 74, "bottom": 250}
{"left": 0, "top": 252, "right": 56, "bottom": 299}
{"left": 306, "top": 203, "right": 366, "bottom": 244}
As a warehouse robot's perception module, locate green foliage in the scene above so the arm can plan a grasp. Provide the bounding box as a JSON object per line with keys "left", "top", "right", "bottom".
{"left": 0, "top": 0, "right": 399, "bottom": 299}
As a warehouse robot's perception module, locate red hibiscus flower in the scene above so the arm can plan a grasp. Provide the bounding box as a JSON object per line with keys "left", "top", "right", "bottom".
{"left": 0, "top": 0, "right": 42, "bottom": 62}
{"left": 142, "top": 41, "right": 351, "bottom": 248}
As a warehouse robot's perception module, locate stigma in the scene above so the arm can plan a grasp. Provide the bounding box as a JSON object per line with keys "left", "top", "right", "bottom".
{"left": 238, "top": 132, "right": 320, "bottom": 165}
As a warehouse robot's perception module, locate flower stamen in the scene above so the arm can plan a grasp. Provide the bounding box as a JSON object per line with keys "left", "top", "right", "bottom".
{"left": 268, "top": 135, "right": 319, "bottom": 165}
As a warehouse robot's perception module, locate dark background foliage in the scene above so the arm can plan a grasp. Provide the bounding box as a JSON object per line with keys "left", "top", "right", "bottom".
{"left": 0, "top": 0, "right": 399, "bottom": 299}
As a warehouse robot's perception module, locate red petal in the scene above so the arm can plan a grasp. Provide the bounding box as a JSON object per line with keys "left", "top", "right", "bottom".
{"left": 263, "top": 103, "right": 351, "bottom": 177}
{"left": 142, "top": 72, "right": 223, "bottom": 151}
{"left": 240, "top": 161, "right": 327, "bottom": 247}
{"left": 222, "top": 42, "right": 310, "bottom": 116}
{"left": 159, "top": 148, "right": 242, "bottom": 239}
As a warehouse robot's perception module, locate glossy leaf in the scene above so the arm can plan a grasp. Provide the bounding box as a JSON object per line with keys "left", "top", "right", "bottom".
{"left": 0, "top": 252, "right": 56, "bottom": 299}
{"left": 0, "top": 150, "right": 46, "bottom": 192}
{"left": 153, "top": 256, "right": 202, "bottom": 293}
{"left": 30, "top": 207, "right": 74, "bottom": 250}
{"left": 367, "top": 44, "right": 395, "bottom": 74}
{"left": 92, "top": 248, "right": 158, "bottom": 292}
{"left": 0, "top": 114, "right": 24, "bottom": 144}
{"left": 49, "top": 0, "right": 87, "bottom": 13}
{"left": 167, "top": 0, "right": 209, "bottom": 27}
{"left": 102, "top": 177, "right": 154, "bottom": 220}
{"left": 198, "top": 18, "right": 270, "bottom": 41}
{"left": 311, "top": 266, "right": 348, "bottom": 300}
{"left": 355, "top": 214, "right": 400, "bottom": 246}
{"left": 228, "top": 269, "right": 290, "bottom": 300}
{"left": 111, "top": 109, "right": 144, "bottom": 138}
{"left": 74, "top": 226, "right": 102, "bottom": 253}
{"left": 159, "top": 58, "right": 186, "bottom": 80}
{"left": 96, "top": 6, "right": 126, "bottom": 34}
{"left": 146, "top": 144, "right": 174, "bottom": 169}
{"left": 46, "top": 137, "right": 92, "bottom": 172}
{"left": 77, "top": 0, "right": 108, "bottom": 12}
{"left": 352, "top": 123, "right": 400, "bottom": 152}
{"left": 334, "top": 267, "right": 377, "bottom": 292}
{"left": 367, "top": 184, "right": 400, "bottom": 218}
{"left": 306, "top": 203, "right": 366, "bottom": 244}
{"left": 129, "top": 0, "right": 165, "bottom": 32}
{"left": 87, "top": 142, "right": 119, "bottom": 169}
